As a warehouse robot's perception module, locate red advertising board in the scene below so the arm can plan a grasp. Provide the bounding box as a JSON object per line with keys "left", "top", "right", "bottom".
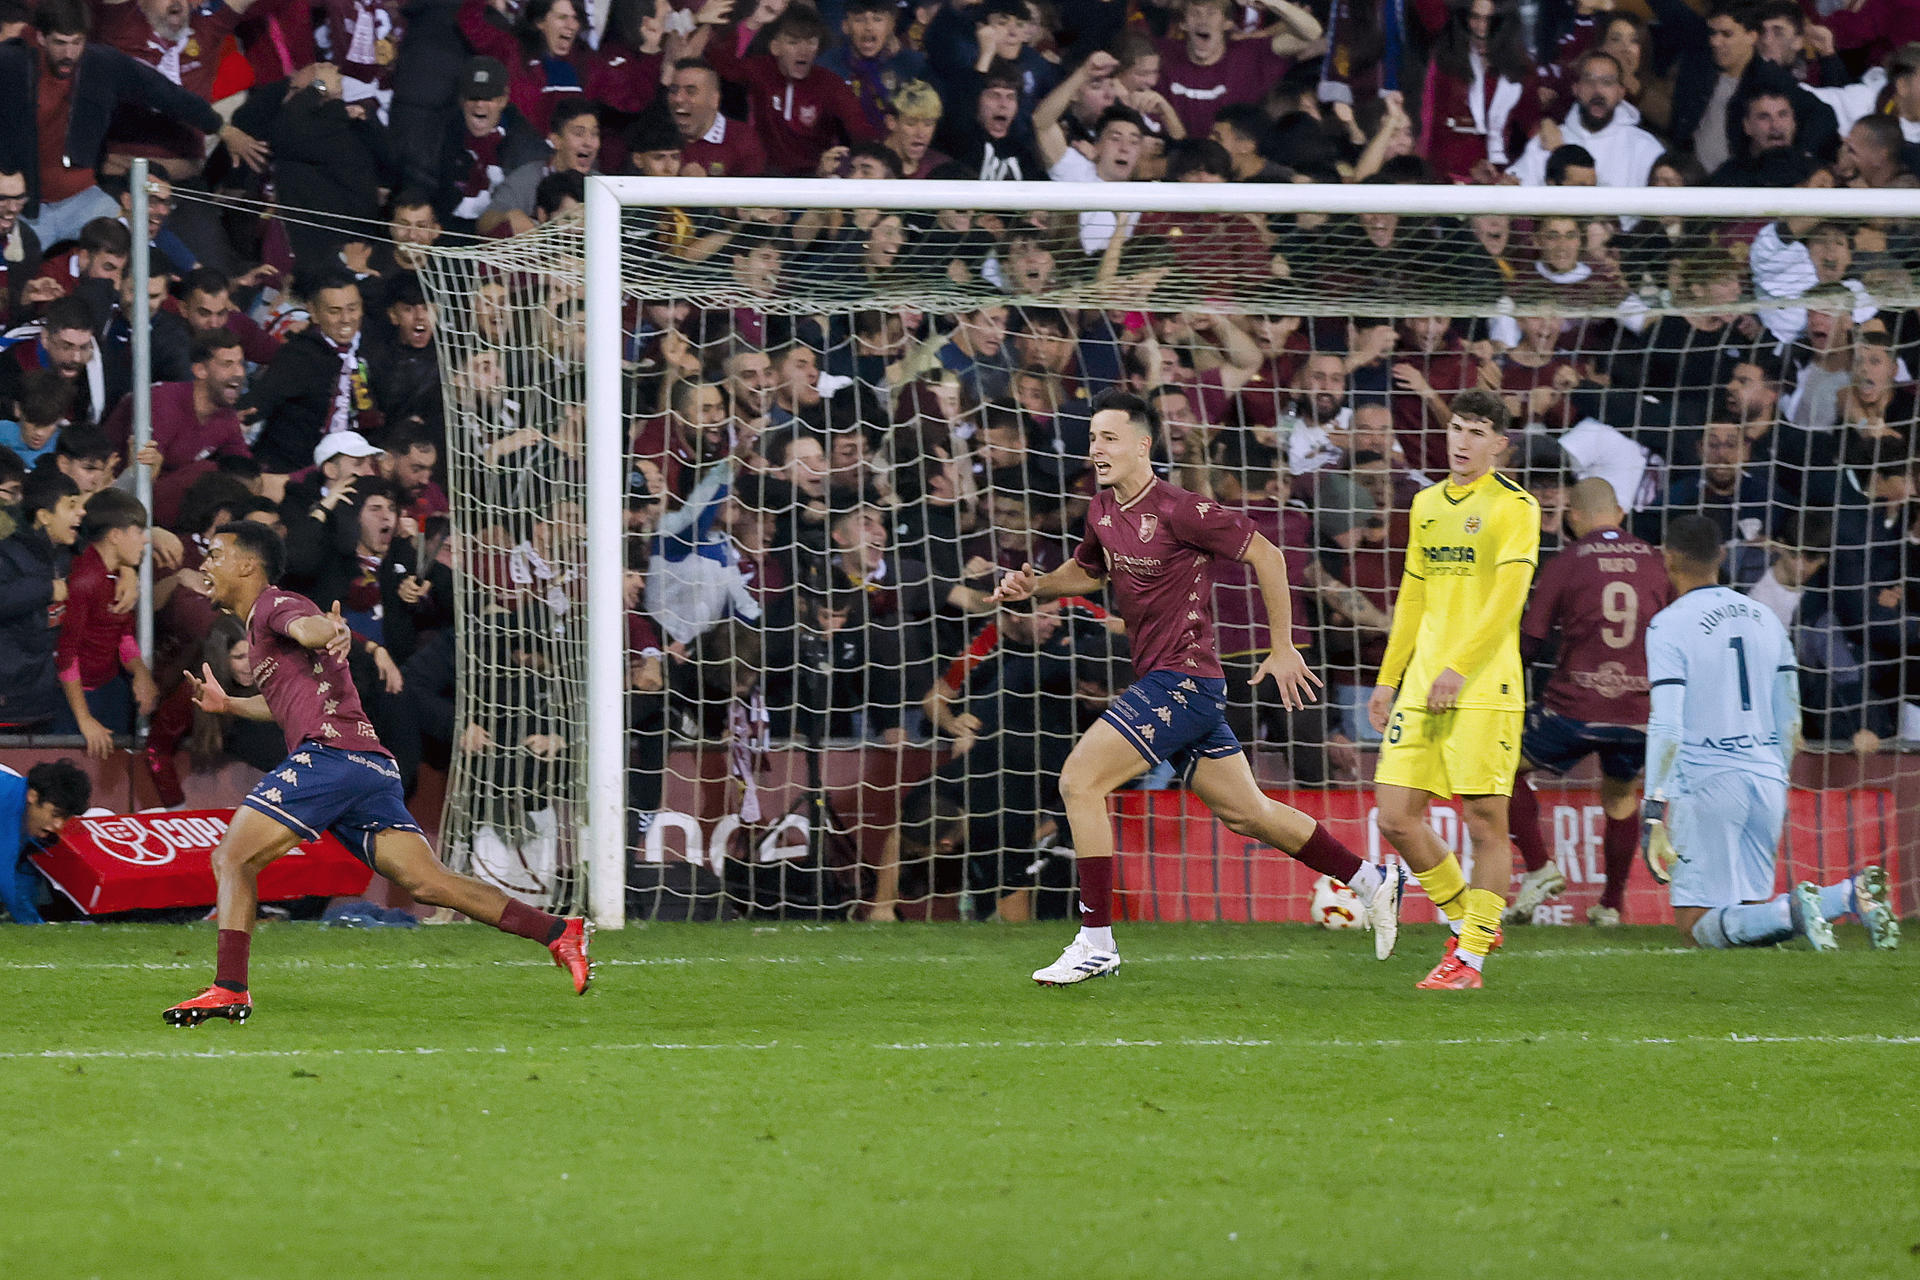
{"left": 32, "top": 810, "right": 372, "bottom": 915}
{"left": 1112, "top": 787, "right": 1899, "bottom": 925}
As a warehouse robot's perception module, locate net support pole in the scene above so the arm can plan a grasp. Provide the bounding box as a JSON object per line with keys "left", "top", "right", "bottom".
{"left": 584, "top": 177, "right": 626, "bottom": 930}
{"left": 130, "top": 159, "right": 153, "bottom": 667}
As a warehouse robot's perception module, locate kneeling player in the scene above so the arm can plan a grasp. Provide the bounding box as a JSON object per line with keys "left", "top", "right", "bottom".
{"left": 1505, "top": 479, "right": 1670, "bottom": 926}
{"left": 1642, "top": 517, "right": 1898, "bottom": 951}
{"left": 163, "top": 523, "right": 593, "bottom": 1025}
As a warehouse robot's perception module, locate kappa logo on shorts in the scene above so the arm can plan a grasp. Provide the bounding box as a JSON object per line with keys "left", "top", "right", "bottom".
{"left": 1140, "top": 725, "right": 1156, "bottom": 743}
{"left": 1155, "top": 706, "right": 1173, "bottom": 723}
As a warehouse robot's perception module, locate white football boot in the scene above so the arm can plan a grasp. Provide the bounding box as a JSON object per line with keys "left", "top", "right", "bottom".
{"left": 1032, "top": 936, "right": 1121, "bottom": 986}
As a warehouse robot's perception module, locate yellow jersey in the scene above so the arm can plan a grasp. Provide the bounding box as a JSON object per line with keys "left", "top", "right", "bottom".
{"left": 1381, "top": 469, "right": 1539, "bottom": 712}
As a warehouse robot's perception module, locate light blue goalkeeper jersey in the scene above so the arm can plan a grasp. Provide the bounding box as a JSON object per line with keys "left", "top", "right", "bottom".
{"left": 1643, "top": 585, "right": 1799, "bottom": 795}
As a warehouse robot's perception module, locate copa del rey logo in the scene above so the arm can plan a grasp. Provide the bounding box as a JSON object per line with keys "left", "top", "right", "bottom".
{"left": 77, "top": 813, "right": 236, "bottom": 866}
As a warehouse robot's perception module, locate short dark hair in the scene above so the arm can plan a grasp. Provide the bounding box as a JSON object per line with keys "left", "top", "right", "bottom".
{"left": 21, "top": 468, "right": 78, "bottom": 524}
{"left": 384, "top": 271, "right": 427, "bottom": 310}
{"left": 307, "top": 267, "right": 360, "bottom": 301}
{"left": 26, "top": 759, "right": 91, "bottom": 819}
{"left": 0, "top": 445, "right": 24, "bottom": 489}
{"left": 189, "top": 328, "right": 244, "bottom": 366}
{"left": 1094, "top": 387, "right": 1156, "bottom": 436}
{"left": 1664, "top": 513, "right": 1724, "bottom": 569}
{"left": 34, "top": 0, "right": 90, "bottom": 38}
{"left": 1712, "top": 1, "right": 1764, "bottom": 34}
{"left": 1754, "top": 0, "right": 1800, "bottom": 30}
{"left": 767, "top": 4, "right": 828, "bottom": 44}
{"left": 79, "top": 487, "right": 147, "bottom": 542}
{"left": 1545, "top": 144, "right": 1598, "bottom": 184}
{"left": 56, "top": 423, "right": 114, "bottom": 464}
{"left": 390, "top": 188, "right": 437, "bottom": 216}
{"left": 1094, "top": 105, "right": 1146, "bottom": 139}
{"left": 177, "top": 472, "right": 253, "bottom": 538}
{"left": 1212, "top": 103, "right": 1269, "bottom": 145}
{"left": 77, "top": 218, "right": 132, "bottom": 258}
{"left": 1851, "top": 113, "right": 1905, "bottom": 160}
{"left": 214, "top": 519, "right": 287, "bottom": 584}
{"left": 547, "top": 98, "right": 600, "bottom": 137}
{"left": 179, "top": 265, "right": 231, "bottom": 301}
{"left": 380, "top": 416, "right": 439, "bottom": 457}
{"left": 535, "top": 170, "right": 587, "bottom": 219}
{"left": 1168, "top": 138, "right": 1232, "bottom": 181}
{"left": 1449, "top": 387, "right": 1511, "bottom": 432}
{"left": 848, "top": 141, "right": 903, "bottom": 177}
{"left": 19, "top": 369, "right": 75, "bottom": 426}
{"left": 40, "top": 296, "right": 95, "bottom": 338}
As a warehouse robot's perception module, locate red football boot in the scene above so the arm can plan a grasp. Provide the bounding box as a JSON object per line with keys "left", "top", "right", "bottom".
{"left": 1442, "top": 925, "right": 1505, "bottom": 962}
{"left": 549, "top": 918, "right": 593, "bottom": 994}
{"left": 1416, "top": 955, "right": 1484, "bottom": 990}
{"left": 163, "top": 986, "right": 253, "bottom": 1026}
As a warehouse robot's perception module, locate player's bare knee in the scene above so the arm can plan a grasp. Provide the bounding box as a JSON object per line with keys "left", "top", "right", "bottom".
{"left": 1375, "top": 810, "right": 1422, "bottom": 848}
{"left": 1058, "top": 766, "right": 1105, "bottom": 808}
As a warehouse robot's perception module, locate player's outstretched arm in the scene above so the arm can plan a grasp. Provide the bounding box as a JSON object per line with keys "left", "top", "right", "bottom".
{"left": 988, "top": 559, "right": 1104, "bottom": 607}
{"left": 186, "top": 664, "right": 275, "bottom": 722}
{"left": 286, "top": 601, "right": 354, "bottom": 660}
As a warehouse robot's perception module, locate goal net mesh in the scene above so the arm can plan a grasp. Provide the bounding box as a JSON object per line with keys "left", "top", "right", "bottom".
{"left": 416, "top": 193, "right": 1918, "bottom": 924}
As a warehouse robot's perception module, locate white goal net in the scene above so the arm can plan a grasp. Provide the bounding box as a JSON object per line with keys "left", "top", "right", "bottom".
{"left": 416, "top": 180, "right": 1919, "bottom": 928}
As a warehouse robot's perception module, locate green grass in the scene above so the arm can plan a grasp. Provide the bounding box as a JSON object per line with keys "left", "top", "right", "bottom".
{"left": 1, "top": 922, "right": 1915, "bottom": 1280}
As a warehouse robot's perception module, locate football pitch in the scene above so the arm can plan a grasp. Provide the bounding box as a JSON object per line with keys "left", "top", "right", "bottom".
{"left": 2, "top": 922, "right": 1914, "bottom": 1280}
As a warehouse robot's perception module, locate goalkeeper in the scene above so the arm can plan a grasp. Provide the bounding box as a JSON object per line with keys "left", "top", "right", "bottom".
{"left": 990, "top": 391, "right": 1405, "bottom": 986}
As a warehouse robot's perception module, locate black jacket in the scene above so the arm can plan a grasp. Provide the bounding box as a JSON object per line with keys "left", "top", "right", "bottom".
{"left": 0, "top": 221, "right": 45, "bottom": 329}
{"left": 0, "top": 526, "right": 66, "bottom": 726}
{"left": 245, "top": 328, "right": 379, "bottom": 473}
{"left": 0, "top": 44, "right": 223, "bottom": 216}
{"left": 236, "top": 81, "right": 400, "bottom": 274}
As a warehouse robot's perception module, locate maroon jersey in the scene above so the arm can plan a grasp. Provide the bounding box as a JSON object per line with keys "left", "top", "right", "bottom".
{"left": 246, "top": 589, "right": 390, "bottom": 756}
{"left": 1521, "top": 526, "right": 1672, "bottom": 726}
{"left": 1074, "top": 478, "right": 1256, "bottom": 680}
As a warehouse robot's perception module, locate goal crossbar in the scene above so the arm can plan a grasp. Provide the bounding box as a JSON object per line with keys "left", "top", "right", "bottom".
{"left": 576, "top": 176, "right": 1917, "bottom": 928}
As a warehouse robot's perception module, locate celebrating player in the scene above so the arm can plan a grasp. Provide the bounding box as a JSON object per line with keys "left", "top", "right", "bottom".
{"left": 1504, "top": 478, "right": 1671, "bottom": 926}
{"left": 1641, "top": 516, "right": 1898, "bottom": 951}
{"left": 991, "top": 390, "right": 1406, "bottom": 987}
{"left": 1368, "top": 388, "right": 1537, "bottom": 990}
{"left": 162, "top": 522, "right": 593, "bottom": 1025}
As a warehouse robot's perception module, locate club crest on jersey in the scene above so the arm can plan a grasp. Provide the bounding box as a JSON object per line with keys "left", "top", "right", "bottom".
{"left": 1137, "top": 514, "right": 1158, "bottom": 542}
{"left": 1464, "top": 516, "right": 1482, "bottom": 533}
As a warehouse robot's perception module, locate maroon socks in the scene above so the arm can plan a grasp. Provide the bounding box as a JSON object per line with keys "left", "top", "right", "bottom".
{"left": 1289, "top": 822, "right": 1364, "bottom": 884}
{"left": 1508, "top": 774, "right": 1553, "bottom": 873}
{"left": 1076, "top": 856, "right": 1114, "bottom": 928}
{"left": 1600, "top": 813, "right": 1637, "bottom": 911}
{"left": 215, "top": 929, "right": 250, "bottom": 993}
{"left": 498, "top": 898, "right": 568, "bottom": 945}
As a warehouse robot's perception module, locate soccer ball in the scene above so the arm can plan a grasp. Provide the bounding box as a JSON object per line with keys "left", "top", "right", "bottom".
{"left": 1310, "top": 875, "right": 1367, "bottom": 929}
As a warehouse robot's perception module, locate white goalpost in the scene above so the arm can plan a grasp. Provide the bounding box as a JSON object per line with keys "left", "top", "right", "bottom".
{"left": 413, "top": 178, "right": 1920, "bottom": 930}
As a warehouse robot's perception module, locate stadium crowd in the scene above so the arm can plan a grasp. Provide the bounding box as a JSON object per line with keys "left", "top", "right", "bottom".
{"left": 3, "top": 0, "right": 1920, "bottom": 918}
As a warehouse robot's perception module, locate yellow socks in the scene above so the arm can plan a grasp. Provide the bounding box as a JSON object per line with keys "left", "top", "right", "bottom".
{"left": 1460, "top": 888, "right": 1506, "bottom": 959}
{"left": 1412, "top": 854, "right": 1469, "bottom": 924}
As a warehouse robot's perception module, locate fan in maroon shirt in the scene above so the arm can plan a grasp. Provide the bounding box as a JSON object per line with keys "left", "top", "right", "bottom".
{"left": 161, "top": 521, "right": 592, "bottom": 1026}
{"left": 703, "top": 9, "right": 881, "bottom": 176}
{"left": 992, "top": 391, "right": 1403, "bottom": 987}
{"left": 1506, "top": 478, "right": 1673, "bottom": 925}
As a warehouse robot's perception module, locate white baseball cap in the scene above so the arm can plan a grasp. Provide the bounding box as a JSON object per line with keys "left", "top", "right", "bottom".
{"left": 313, "top": 430, "right": 384, "bottom": 467}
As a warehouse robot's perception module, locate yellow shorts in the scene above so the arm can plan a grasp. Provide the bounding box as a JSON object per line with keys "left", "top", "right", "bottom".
{"left": 1374, "top": 704, "right": 1523, "bottom": 798}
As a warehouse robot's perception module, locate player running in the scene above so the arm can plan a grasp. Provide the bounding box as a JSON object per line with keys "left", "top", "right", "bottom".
{"left": 1641, "top": 516, "right": 1898, "bottom": 952}
{"left": 1368, "top": 389, "right": 1537, "bottom": 990}
{"left": 990, "top": 390, "right": 1406, "bottom": 986}
{"left": 1504, "top": 478, "right": 1671, "bottom": 926}
{"left": 162, "top": 522, "right": 592, "bottom": 1025}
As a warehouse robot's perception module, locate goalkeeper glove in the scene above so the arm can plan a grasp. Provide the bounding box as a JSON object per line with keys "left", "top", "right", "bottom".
{"left": 1641, "top": 797, "right": 1676, "bottom": 885}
